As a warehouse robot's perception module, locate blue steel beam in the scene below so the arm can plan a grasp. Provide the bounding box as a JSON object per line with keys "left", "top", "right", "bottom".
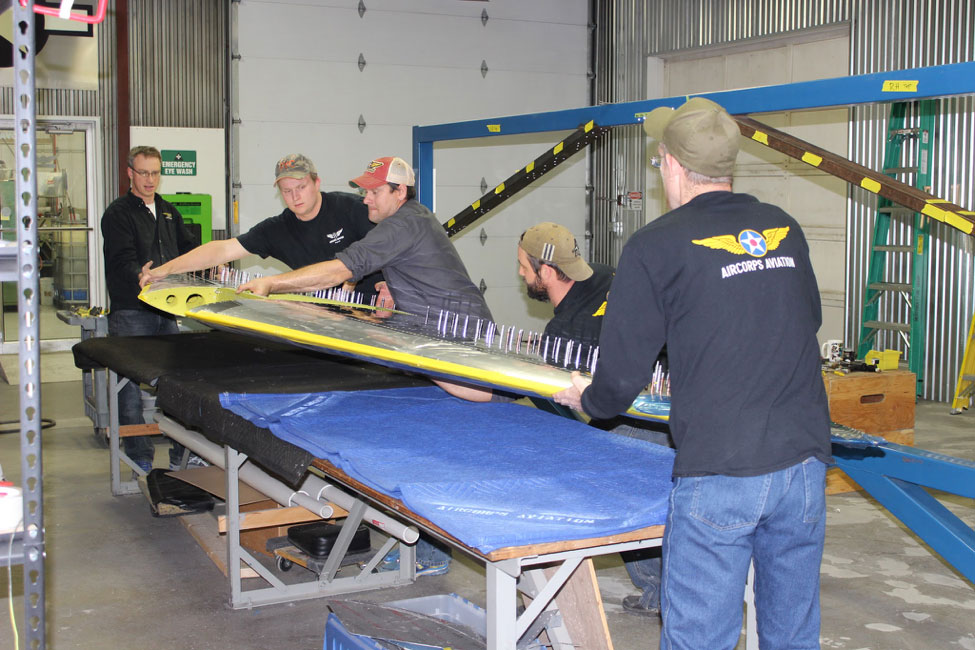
{"left": 415, "top": 61, "right": 975, "bottom": 143}
{"left": 412, "top": 61, "right": 975, "bottom": 208}
{"left": 833, "top": 442, "right": 975, "bottom": 498}
{"left": 836, "top": 468, "right": 975, "bottom": 584}
{"left": 833, "top": 443, "right": 975, "bottom": 584}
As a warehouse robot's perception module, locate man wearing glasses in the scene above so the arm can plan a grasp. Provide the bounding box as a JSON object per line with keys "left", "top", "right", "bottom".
{"left": 138, "top": 153, "right": 382, "bottom": 300}
{"left": 101, "top": 145, "right": 200, "bottom": 474}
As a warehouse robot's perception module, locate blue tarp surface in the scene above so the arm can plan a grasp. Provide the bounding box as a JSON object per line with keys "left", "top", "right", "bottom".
{"left": 220, "top": 386, "right": 674, "bottom": 553}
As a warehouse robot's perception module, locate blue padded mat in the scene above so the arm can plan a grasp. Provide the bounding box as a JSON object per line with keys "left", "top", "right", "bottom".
{"left": 220, "top": 386, "right": 673, "bottom": 553}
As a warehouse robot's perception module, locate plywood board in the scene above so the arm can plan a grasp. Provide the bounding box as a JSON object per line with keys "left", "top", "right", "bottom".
{"left": 166, "top": 465, "right": 269, "bottom": 505}
{"left": 179, "top": 511, "right": 259, "bottom": 579}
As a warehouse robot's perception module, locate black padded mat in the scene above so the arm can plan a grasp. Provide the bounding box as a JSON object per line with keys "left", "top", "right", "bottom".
{"left": 71, "top": 331, "right": 314, "bottom": 385}
{"left": 74, "top": 330, "right": 429, "bottom": 486}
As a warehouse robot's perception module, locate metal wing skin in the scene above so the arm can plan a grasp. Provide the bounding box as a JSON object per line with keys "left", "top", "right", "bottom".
{"left": 140, "top": 275, "right": 669, "bottom": 422}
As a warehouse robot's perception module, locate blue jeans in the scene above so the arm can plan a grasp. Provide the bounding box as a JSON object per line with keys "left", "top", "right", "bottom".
{"left": 660, "top": 457, "right": 826, "bottom": 650}
{"left": 613, "top": 421, "right": 672, "bottom": 609}
{"left": 108, "top": 309, "right": 182, "bottom": 466}
{"left": 622, "top": 546, "right": 662, "bottom": 610}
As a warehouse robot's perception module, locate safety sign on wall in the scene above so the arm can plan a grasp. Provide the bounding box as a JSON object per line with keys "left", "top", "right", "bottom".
{"left": 161, "top": 150, "right": 197, "bottom": 176}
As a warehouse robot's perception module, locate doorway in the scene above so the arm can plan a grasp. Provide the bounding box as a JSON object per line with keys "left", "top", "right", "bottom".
{"left": 0, "top": 117, "right": 101, "bottom": 353}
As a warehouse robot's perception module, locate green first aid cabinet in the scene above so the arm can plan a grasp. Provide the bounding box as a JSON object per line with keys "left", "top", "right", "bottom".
{"left": 162, "top": 193, "right": 212, "bottom": 245}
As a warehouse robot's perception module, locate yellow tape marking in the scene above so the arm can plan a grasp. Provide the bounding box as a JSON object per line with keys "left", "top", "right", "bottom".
{"left": 446, "top": 218, "right": 456, "bottom": 228}
{"left": 860, "top": 178, "right": 882, "bottom": 193}
{"left": 554, "top": 142, "right": 564, "bottom": 155}
{"left": 916, "top": 235, "right": 924, "bottom": 255}
{"left": 751, "top": 131, "right": 769, "bottom": 145}
{"left": 961, "top": 210, "right": 975, "bottom": 216}
{"left": 945, "top": 212, "right": 975, "bottom": 235}
{"left": 494, "top": 182, "right": 505, "bottom": 195}
{"left": 487, "top": 124, "right": 501, "bottom": 133}
{"left": 801, "top": 152, "right": 823, "bottom": 167}
{"left": 882, "top": 80, "right": 919, "bottom": 92}
{"left": 921, "top": 203, "right": 947, "bottom": 223}
{"left": 526, "top": 161, "right": 535, "bottom": 173}
{"left": 926, "top": 198, "right": 950, "bottom": 204}
{"left": 584, "top": 120, "right": 594, "bottom": 133}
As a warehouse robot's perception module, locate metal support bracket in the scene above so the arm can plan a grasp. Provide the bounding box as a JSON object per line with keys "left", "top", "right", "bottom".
{"left": 107, "top": 370, "right": 145, "bottom": 496}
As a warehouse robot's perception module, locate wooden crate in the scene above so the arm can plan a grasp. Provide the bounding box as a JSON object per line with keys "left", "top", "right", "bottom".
{"left": 823, "top": 369, "right": 915, "bottom": 494}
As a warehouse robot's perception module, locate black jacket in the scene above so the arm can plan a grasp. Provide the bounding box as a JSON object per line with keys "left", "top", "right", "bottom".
{"left": 101, "top": 191, "right": 197, "bottom": 311}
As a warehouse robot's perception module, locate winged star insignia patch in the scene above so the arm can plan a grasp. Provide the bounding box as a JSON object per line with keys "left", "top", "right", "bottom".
{"left": 692, "top": 227, "right": 790, "bottom": 258}
{"left": 327, "top": 228, "right": 345, "bottom": 244}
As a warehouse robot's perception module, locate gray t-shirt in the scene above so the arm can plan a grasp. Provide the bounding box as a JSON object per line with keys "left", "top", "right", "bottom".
{"left": 336, "top": 200, "right": 492, "bottom": 321}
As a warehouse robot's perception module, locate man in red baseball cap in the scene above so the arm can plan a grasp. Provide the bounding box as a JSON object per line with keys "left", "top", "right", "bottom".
{"left": 239, "top": 156, "right": 492, "bottom": 392}
{"left": 240, "top": 154, "right": 495, "bottom": 577}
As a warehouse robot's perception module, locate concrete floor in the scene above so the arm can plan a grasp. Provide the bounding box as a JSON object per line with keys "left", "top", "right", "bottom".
{"left": 0, "top": 373, "right": 973, "bottom": 650}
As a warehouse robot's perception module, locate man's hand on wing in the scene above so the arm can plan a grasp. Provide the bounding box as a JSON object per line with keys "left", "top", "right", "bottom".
{"left": 237, "top": 276, "right": 275, "bottom": 297}
{"left": 138, "top": 260, "right": 167, "bottom": 288}
{"left": 374, "top": 281, "right": 395, "bottom": 318}
{"left": 553, "top": 371, "right": 592, "bottom": 412}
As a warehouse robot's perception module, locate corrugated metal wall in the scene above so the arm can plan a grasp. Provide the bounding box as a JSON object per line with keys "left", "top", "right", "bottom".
{"left": 591, "top": 0, "right": 648, "bottom": 265}
{"left": 127, "top": 0, "right": 226, "bottom": 129}
{"left": 847, "top": 0, "right": 975, "bottom": 401}
{"left": 3, "top": 1, "right": 228, "bottom": 208}
{"left": 97, "top": 3, "right": 120, "bottom": 208}
{"left": 596, "top": 0, "right": 973, "bottom": 401}
{"left": 645, "top": 0, "right": 850, "bottom": 52}
{"left": 0, "top": 88, "right": 98, "bottom": 116}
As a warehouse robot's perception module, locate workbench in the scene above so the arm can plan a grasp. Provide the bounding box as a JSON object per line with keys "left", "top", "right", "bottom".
{"left": 71, "top": 331, "right": 675, "bottom": 650}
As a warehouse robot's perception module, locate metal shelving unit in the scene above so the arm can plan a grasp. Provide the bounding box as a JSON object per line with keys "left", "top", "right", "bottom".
{"left": 5, "top": 2, "right": 45, "bottom": 647}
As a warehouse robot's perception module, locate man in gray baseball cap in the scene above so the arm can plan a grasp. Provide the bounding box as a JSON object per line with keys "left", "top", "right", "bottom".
{"left": 140, "top": 153, "right": 381, "bottom": 300}
{"left": 556, "top": 97, "right": 831, "bottom": 648}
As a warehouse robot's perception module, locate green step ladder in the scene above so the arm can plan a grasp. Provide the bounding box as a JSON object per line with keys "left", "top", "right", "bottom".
{"left": 857, "top": 100, "right": 936, "bottom": 398}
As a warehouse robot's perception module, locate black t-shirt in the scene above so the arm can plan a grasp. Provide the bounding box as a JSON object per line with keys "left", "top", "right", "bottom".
{"left": 237, "top": 191, "right": 383, "bottom": 293}
{"left": 544, "top": 263, "right": 614, "bottom": 349}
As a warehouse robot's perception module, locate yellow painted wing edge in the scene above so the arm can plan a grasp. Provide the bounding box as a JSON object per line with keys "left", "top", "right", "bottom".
{"left": 191, "top": 308, "right": 569, "bottom": 398}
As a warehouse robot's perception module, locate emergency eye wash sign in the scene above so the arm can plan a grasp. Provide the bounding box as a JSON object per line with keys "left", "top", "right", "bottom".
{"left": 161, "top": 150, "right": 197, "bottom": 176}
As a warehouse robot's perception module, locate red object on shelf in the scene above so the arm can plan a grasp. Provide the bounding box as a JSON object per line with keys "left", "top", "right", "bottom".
{"left": 20, "top": 0, "right": 108, "bottom": 25}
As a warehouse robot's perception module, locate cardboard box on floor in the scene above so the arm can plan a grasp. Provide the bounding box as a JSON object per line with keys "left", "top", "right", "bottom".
{"left": 168, "top": 466, "right": 325, "bottom": 559}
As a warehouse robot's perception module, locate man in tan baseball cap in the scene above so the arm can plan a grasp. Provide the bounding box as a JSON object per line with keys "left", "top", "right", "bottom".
{"left": 519, "top": 222, "right": 671, "bottom": 618}
{"left": 517, "top": 222, "right": 603, "bottom": 344}
{"left": 555, "top": 96, "right": 832, "bottom": 649}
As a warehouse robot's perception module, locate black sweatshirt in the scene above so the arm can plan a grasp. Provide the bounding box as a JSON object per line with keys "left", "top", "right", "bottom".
{"left": 581, "top": 191, "right": 832, "bottom": 477}
{"left": 101, "top": 191, "right": 197, "bottom": 311}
